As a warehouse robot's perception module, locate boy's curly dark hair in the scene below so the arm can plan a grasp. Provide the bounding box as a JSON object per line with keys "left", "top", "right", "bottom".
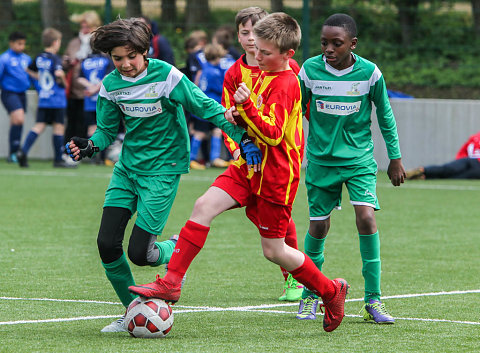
{"left": 91, "top": 17, "right": 152, "bottom": 55}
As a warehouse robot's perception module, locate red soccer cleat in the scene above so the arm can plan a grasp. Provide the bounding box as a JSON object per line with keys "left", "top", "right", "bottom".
{"left": 320, "top": 278, "right": 349, "bottom": 332}
{"left": 129, "top": 275, "right": 182, "bottom": 304}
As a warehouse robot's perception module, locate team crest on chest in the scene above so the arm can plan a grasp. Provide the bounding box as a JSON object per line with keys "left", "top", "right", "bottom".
{"left": 145, "top": 83, "right": 159, "bottom": 98}
{"left": 256, "top": 94, "right": 263, "bottom": 109}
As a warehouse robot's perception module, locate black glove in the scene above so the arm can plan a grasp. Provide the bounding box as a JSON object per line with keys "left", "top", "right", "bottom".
{"left": 239, "top": 133, "right": 262, "bottom": 166}
{"left": 65, "top": 137, "right": 99, "bottom": 161}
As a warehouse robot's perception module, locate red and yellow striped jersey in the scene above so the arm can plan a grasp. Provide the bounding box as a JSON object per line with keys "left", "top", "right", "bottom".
{"left": 233, "top": 68, "right": 304, "bottom": 206}
{"left": 221, "top": 54, "right": 300, "bottom": 155}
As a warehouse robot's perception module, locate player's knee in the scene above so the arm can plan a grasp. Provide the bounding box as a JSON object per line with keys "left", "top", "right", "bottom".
{"left": 97, "top": 232, "right": 123, "bottom": 264}
{"left": 127, "top": 245, "right": 149, "bottom": 266}
{"left": 309, "top": 219, "right": 329, "bottom": 238}
{"left": 355, "top": 212, "right": 376, "bottom": 234}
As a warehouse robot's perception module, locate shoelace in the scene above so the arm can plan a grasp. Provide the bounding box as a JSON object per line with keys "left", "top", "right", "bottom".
{"left": 287, "top": 275, "right": 298, "bottom": 289}
{"left": 117, "top": 315, "right": 125, "bottom": 324}
{"left": 302, "top": 297, "right": 316, "bottom": 314}
{"left": 368, "top": 301, "right": 391, "bottom": 316}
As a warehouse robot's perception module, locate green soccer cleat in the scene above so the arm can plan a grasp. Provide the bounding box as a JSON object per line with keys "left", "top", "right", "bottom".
{"left": 278, "top": 274, "right": 304, "bottom": 301}
{"left": 361, "top": 299, "right": 395, "bottom": 324}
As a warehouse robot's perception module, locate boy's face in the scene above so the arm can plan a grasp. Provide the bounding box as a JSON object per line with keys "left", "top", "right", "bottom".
{"left": 254, "top": 37, "right": 293, "bottom": 72}
{"left": 237, "top": 19, "right": 256, "bottom": 56}
{"left": 10, "top": 39, "right": 26, "bottom": 53}
{"left": 111, "top": 46, "right": 148, "bottom": 78}
{"left": 321, "top": 25, "right": 357, "bottom": 70}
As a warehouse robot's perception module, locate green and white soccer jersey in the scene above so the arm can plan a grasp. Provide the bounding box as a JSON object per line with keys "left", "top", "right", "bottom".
{"left": 91, "top": 59, "right": 245, "bottom": 175}
{"left": 299, "top": 53, "right": 401, "bottom": 167}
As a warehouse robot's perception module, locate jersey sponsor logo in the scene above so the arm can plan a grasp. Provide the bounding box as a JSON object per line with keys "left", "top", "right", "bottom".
{"left": 118, "top": 101, "right": 163, "bottom": 117}
{"left": 315, "top": 100, "right": 361, "bottom": 115}
{"left": 313, "top": 84, "right": 333, "bottom": 93}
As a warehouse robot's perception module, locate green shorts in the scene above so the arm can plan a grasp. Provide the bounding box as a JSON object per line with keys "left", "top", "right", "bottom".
{"left": 305, "top": 159, "right": 380, "bottom": 220}
{"left": 104, "top": 166, "right": 180, "bottom": 235}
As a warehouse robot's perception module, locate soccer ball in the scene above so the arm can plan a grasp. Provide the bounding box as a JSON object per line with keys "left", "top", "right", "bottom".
{"left": 125, "top": 297, "right": 174, "bottom": 338}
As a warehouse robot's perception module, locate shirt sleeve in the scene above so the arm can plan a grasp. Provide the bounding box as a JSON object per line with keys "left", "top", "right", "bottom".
{"left": 236, "top": 80, "right": 292, "bottom": 147}
{"left": 89, "top": 84, "right": 122, "bottom": 150}
{"left": 298, "top": 66, "right": 311, "bottom": 121}
{"left": 169, "top": 69, "right": 246, "bottom": 144}
{"left": 370, "top": 68, "right": 402, "bottom": 160}
{"left": 221, "top": 67, "right": 240, "bottom": 155}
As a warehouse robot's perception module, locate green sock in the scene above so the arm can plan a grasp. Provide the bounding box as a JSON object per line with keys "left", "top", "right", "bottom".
{"left": 151, "top": 239, "right": 176, "bottom": 267}
{"left": 359, "top": 231, "right": 381, "bottom": 302}
{"left": 102, "top": 253, "right": 136, "bottom": 307}
{"left": 301, "top": 232, "right": 326, "bottom": 299}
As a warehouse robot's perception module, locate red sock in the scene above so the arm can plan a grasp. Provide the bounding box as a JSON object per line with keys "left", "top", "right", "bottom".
{"left": 280, "top": 219, "right": 298, "bottom": 281}
{"left": 290, "top": 254, "right": 335, "bottom": 302}
{"left": 164, "top": 220, "right": 209, "bottom": 285}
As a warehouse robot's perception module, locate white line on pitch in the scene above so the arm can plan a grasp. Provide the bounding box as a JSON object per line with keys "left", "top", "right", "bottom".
{"left": 2, "top": 169, "right": 480, "bottom": 191}
{"left": 1, "top": 289, "right": 480, "bottom": 326}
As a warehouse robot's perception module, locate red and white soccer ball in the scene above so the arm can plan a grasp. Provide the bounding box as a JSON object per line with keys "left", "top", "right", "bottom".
{"left": 125, "top": 297, "right": 174, "bottom": 338}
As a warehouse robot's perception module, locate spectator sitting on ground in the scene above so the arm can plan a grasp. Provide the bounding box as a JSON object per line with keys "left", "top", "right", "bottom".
{"left": 406, "top": 131, "right": 480, "bottom": 179}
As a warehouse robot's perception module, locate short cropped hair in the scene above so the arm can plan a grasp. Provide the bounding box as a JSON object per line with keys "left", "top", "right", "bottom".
{"left": 203, "top": 43, "right": 226, "bottom": 62}
{"left": 42, "top": 28, "right": 62, "bottom": 48}
{"left": 8, "top": 31, "right": 26, "bottom": 42}
{"left": 235, "top": 7, "right": 268, "bottom": 31}
{"left": 253, "top": 12, "right": 301, "bottom": 53}
{"left": 91, "top": 17, "right": 152, "bottom": 55}
{"left": 323, "top": 13, "right": 357, "bottom": 38}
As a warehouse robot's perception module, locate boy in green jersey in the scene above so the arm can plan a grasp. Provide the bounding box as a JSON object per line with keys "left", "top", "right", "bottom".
{"left": 296, "top": 13, "right": 406, "bottom": 323}
{"left": 66, "top": 17, "right": 261, "bottom": 333}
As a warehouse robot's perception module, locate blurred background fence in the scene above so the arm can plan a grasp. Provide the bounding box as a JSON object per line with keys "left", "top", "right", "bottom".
{"left": 2, "top": 0, "right": 480, "bottom": 98}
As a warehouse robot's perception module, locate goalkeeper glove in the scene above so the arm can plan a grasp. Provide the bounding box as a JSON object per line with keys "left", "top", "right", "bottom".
{"left": 239, "top": 133, "right": 262, "bottom": 167}
{"left": 65, "top": 137, "right": 99, "bottom": 161}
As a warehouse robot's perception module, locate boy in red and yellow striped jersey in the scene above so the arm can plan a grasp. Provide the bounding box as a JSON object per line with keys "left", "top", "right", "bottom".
{"left": 222, "top": 7, "right": 303, "bottom": 302}
{"left": 130, "top": 13, "right": 350, "bottom": 333}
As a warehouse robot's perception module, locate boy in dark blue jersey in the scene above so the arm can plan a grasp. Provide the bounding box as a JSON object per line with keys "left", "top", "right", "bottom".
{"left": 0, "top": 32, "right": 32, "bottom": 163}
{"left": 78, "top": 52, "right": 114, "bottom": 139}
{"left": 17, "top": 28, "right": 73, "bottom": 168}
{"left": 77, "top": 51, "right": 114, "bottom": 164}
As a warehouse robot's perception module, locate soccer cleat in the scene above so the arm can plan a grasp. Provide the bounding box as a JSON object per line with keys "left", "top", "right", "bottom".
{"left": 7, "top": 153, "right": 18, "bottom": 163}
{"left": 129, "top": 275, "right": 181, "bottom": 304}
{"left": 278, "top": 274, "right": 304, "bottom": 301}
{"left": 100, "top": 315, "right": 127, "bottom": 332}
{"left": 296, "top": 295, "right": 319, "bottom": 320}
{"left": 361, "top": 299, "right": 395, "bottom": 324}
{"left": 320, "top": 278, "right": 349, "bottom": 332}
{"left": 406, "top": 167, "right": 424, "bottom": 180}
{"left": 16, "top": 150, "right": 28, "bottom": 168}
{"left": 211, "top": 158, "right": 230, "bottom": 168}
{"left": 190, "top": 160, "right": 206, "bottom": 170}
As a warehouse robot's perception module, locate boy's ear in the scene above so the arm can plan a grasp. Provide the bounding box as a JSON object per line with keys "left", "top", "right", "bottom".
{"left": 351, "top": 37, "right": 358, "bottom": 50}
{"left": 285, "top": 48, "right": 295, "bottom": 59}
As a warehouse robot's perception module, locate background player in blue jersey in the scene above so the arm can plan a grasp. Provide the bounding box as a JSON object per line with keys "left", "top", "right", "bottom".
{"left": 0, "top": 32, "right": 32, "bottom": 163}
{"left": 16, "top": 28, "right": 73, "bottom": 168}
{"left": 190, "top": 43, "right": 235, "bottom": 169}
{"left": 78, "top": 51, "right": 114, "bottom": 139}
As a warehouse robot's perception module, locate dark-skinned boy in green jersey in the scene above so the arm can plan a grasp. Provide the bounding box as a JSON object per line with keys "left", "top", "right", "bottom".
{"left": 296, "top": 13, "right": 406, "bottom": 323}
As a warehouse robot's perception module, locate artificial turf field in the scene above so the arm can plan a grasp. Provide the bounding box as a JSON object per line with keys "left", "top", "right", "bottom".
{"left": 0, "top": 160, "right": 479, "bottom": 352}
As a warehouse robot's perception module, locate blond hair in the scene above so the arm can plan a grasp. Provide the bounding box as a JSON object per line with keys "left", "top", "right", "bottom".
{"left": 203, "top": 43, "right": 226, "bottom": 63}
{"left": 70, "top": 10, "right": 101, "bottom": 29}
{"left": 253, "top": 12, "right": 301, "bottom": 53}
{"left": 42, "top": 28, "right": 62, "bottom": 48}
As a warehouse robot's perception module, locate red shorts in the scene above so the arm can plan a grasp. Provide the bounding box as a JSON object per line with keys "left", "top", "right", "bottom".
{"left": 212, "top": 165, "right": 292, "bottom": 238}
